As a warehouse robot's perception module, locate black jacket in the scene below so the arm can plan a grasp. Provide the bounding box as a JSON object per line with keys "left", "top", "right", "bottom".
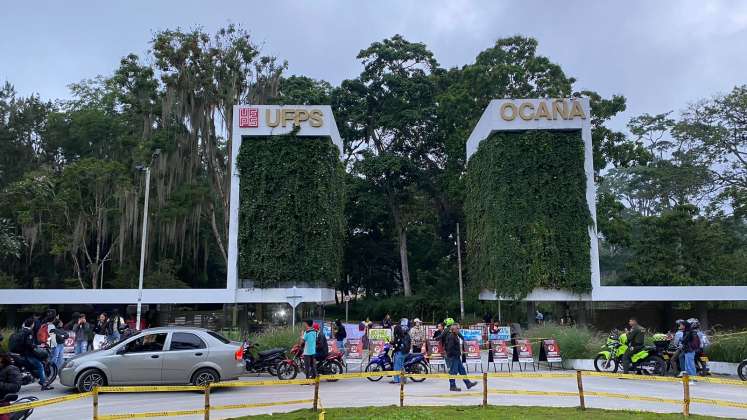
{"left": 442, "top": 331, "right": 463, "bottom": 358}
{"left": 627, "top": 326, "right": 645, "bottom": 349}
{"left": 19, "top": 328, "right": 35, "bottom": 356}
{"left": 334, "top": 324, "right": 346, "bottom": 341}
{"left": 0, "top": 364, "right": 22, "bottom": 398}
{"left": 394, "top": 334, "right": 411, "bottom": 355}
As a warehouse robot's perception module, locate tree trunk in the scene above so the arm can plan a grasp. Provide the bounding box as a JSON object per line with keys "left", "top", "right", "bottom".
{"left": 398, "top": 226, "right": 412, "bottom": 297}
{"left": 695, "top": 301, "right": 709, "bottom": 331}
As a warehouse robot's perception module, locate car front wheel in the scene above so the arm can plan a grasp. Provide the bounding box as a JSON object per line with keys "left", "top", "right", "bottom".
{"left": 191, "top": 368, "right": 220, "bottom": 387}
{"left": 77, "top": 369, "right": 107, "bottom": 393}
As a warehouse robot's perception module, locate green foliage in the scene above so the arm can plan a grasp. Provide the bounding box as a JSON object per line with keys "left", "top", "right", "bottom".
{"left": 525, "top": 323, "right": 605, "bottom": 359}
{"left": 249, "top": 326, "right": 300, "bottom": 351}
{"left": 237, "top": 133, "right": 345, "bottom": 287}
{"left": 707, "top": 331, "right": 747, "bottom": 363}
{"left": 0, "top": 328, "right": 11, "bottom": 352}
{"left": 465, "top": 131, "right": 592, "bottom": 297}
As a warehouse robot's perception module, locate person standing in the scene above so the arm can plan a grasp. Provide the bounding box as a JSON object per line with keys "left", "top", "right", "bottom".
{"left": 108, "top": 309, "right": 124, "bottom": 343}
{"left": 432, "top": 322, "right": 445, "bottom": 340}
{"left": 409, "top": 319, "right": 425, "bottom": 353}
{"left": 442, "top": 324, "right": 477, "bottom": 392}
{"left": 45, "top": 311, "right": 65, "bottom": 370}
{"left": 73, "top": 313, "right": 92, "bottom": 354}
{"left": 334, "top": 319, "right": 347, "bottom": 352}
{"left": 382, "top": 314, "right": 393, "bottom": 329}
{"left": 93, "top": 313, "right": 110, "bottom": 350}
{"left": 390, "top": 325, "right": 411, "bottom": 384}
{"left": 681, "top": 321, "right": 700, "bottom": 382}
{"left": 302, "top": 320, "right": 317, "bottom": 380}
{"left": 622, "top": 317, "right": 645, "bottom": 374}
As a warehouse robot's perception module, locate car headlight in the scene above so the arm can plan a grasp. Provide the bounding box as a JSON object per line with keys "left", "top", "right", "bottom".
{"left": 63, "top": 359, "right": 76, "bottom": 369}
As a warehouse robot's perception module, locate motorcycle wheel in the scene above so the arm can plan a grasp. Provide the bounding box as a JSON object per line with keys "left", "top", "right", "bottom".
{"left": 593, "top": 354, "right": 618, "bottom": 373}
{"left": 640, "top": 355, "right": 666, "bottom": 376}
{"left": 267, "top": 363, "right": 279, "bottom": 377}
{"left": 738, "top": 360, "right": 747, "bottom": 381}
{"left": 324, "top": 361, "right": 343, "bottom": 382}
{"left": 365, "top": 361, "right": 385, "bottom": 382}
{"left": 407, "top": 361, "right": 429, "bottom": 383}
{"left": 44, "top": 362, "right": 58, "bottom": 385}
{"left": 276, "top": 361, "right": 298, "bottom": 381}
{"left": 13, "top": 396, "right": 38, "bottom": 420}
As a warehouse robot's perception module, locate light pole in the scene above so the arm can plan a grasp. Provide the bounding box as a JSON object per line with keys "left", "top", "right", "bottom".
{"left": 457, "top": 222, "right": 465, "bottom": 322}
{"left": 136, "top": 150, "right": 159, "bottom": 330}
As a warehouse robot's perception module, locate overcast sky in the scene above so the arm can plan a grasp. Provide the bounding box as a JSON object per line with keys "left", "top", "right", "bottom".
{"left": 1, "top": 1, "right": 746, "bottom": 131}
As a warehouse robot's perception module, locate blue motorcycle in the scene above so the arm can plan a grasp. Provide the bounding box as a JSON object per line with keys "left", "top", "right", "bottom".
{"left": 365, "top": 343, "right": 429, "bottom": 382}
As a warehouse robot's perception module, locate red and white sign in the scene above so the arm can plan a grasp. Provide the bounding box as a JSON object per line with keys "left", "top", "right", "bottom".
{"left": 515, "top": 339, "right": 534, "bottom": 363}
{"left": 490, "top": 340, "right": 510, "bottom": 363}
{"left": 370, "top": 340, "right": 385, "bottom": 356}
{"left": 543, "top": 339, "right": 562, "bottom": 363}
{"left": 465, "top": 340, "right": 481, "bottom": 361}
{"left": 347, "top": 338, "right": 362, "bottom": 359}
{"left": 239, "top": 108, "right": 259, "bottom": 128}
{"left": 327, "top": 340, "right": 339, "bottom": 354}
{"left": 427, "top": 340, "right": 444, "bottom": 362}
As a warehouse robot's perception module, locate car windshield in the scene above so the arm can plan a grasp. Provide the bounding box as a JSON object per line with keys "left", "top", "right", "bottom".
{"left": 207, "top": 331, "right": 231, "bottom": 344}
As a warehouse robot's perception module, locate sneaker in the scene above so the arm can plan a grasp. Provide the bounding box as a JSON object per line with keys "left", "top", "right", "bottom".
{"left": 450, "top": 386, "right": 462, "bottom": 392}
{"left": 466, "top": 381, "right": 478, "bottom": 390}
{"left": 40, "top": 385, "right": 54, "bottom": 391}
{"left": 677, "top": 371, "right": 686, "bottom": 378}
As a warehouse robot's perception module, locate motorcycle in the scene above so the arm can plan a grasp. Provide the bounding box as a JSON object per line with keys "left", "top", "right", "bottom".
{"left": 738, "top": 359, "right": 746, "bottom": 381}
{"left": 276, "top": 343, "right": 344, "bottom": 381}
{"left": 654, "top": 333, "right": 710, "bottom": 376}
{"left": 364, "top": 343, "right": 429, "bottom": 382}
{"left": 8, "top": 348, "right": 57, "bottom": 387}
{"left": 242, "top": 341, "right": 285, "bottom": 376}
{"left": 0, "top": 394, "right": 38, "bottom": 420}
{"left": 593, "top": 330, "right": 666, "bottom": 375}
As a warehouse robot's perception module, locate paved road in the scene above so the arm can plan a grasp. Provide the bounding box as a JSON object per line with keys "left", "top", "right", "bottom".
{"left": 20, "top": 370, "right": 747, "bottom": 419}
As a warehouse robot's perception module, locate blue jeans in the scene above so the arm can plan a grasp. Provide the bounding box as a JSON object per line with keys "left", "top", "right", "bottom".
{"left": 337, "top": 340, "right": 344, "bottom": 352}
{"left": 446, "top": 356, "right": 470, "bottom": 387}
{"left": 27, "top": 356, "right": 46, "bottom": 385}
{"left": 74, "top": 341, "right": 88, "bottom": 354}
{"left": 392, "top": 351, "right": 405, "bottom": 383}
{"left": 684, "top": 352, "right": 697, "bottom": 376}
{"left": 52, "top": 344, "right": 65, "bottom": 369}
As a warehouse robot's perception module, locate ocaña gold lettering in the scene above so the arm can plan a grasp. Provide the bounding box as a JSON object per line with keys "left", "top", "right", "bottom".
{"left": 518, "top": 103, "right": 535, "bottom": 121}
{"left": 534, "top": 101, "right": 550, "bottom": 120}
{"left": 552, "top": 100, "right": 569, "bottom": 120}
{"left": 500, "top": 103, "right": 517, "bottom": 121}
{"left": 569, "top": 100, "right": 586, "bottom": 119}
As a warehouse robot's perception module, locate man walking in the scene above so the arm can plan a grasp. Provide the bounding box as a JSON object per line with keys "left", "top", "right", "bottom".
{"left": 442, "top": 323, "right": 478, "bottom": 392}
{"left": 302, "top": 320, "right": 317, "bottom": 380}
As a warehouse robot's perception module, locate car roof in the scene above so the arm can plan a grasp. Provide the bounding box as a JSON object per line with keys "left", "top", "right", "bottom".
{"left": 138, "top": 326, "right": 212, "bottom": 333}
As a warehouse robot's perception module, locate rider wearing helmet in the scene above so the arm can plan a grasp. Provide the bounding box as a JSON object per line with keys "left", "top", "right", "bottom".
{"left": 622, "top": 317, "right": 645, "bottom": 374}
{"left": 687, "top": 318, "right": 709, "bottom": 375}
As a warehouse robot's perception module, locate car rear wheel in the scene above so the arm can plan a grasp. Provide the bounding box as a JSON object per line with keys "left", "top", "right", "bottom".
{"left": 191, "top": 368, "right": 220, "bottom": 387}
{"left": 77, "top": 369, "right": 107, "bottom": 393}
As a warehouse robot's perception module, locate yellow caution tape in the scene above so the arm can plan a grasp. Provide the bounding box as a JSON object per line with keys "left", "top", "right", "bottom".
{"left": 406, "top": 373, "right": 484, "bottom": 381}
{"left": 98, "top": 408, "right": 206, "bottom": 419}
{"left": 0, "top": 391, "right": 93, "bottom": 415}
{"left": 211, "top": 399, "right": 314, "bottom": 411}
{"left": 582, "top": 371, "right": 682, "bottom": 383}
{"left": 317, "top": 372, "right": 383, "bottom": 380}
{"left": 486, "top": 372, "right": 576, "bottom": 379}
{"left": 99, "top": 385, "right": 205, "bottom": 393}
{"left": 691, "top": 397, "right": 747, "bottom": 409}
{"left": 584, "top": 391, "right": 682, "bottom": 405}
{"left": 210, "top": 378, "right": 314, "bottom": 388}
{"left": 693, "top": 376, "right": 747, "bottom": 387}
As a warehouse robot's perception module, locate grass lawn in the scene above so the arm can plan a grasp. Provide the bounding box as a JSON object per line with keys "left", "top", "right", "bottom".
{"left": 231, "top": 405, "right": 715, "bottom": 419}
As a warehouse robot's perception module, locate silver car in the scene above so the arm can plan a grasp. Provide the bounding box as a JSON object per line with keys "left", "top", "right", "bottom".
{"left": 59, "top": 327, "right": 244, "bottom": 392}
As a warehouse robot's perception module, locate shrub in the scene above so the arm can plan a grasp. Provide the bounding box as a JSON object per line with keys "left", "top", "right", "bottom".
{"left": 524, "top": 323, "right": 605, "bottom": 360}
{"left": 0, "top": 328, "right": 11, "bottom": 352}
{"left": 251, "top": 326, "right": 300, "bottom": 351}
{"left": 706, "top": 331, "right": 747, "bottom": 363}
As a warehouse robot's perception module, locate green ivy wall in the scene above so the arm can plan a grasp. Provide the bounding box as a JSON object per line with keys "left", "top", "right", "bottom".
{"left": 465, "top": 130, "right": 592, "bottom": 298}
{"left": 237, "top": 133, "right": 345, "bottom": 287}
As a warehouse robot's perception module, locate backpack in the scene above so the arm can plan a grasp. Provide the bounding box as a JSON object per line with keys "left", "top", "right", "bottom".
{"left": 690, "top": 332, "right": 701, "bottom": 351}
{"left": 36, "top": 324, "right": 49, "bottom": 344}
{"left": 9, "top": 332, "right": 25, "bottom": 353}
{"left": 316, "top": 332, "right": 329, "bottom": 358}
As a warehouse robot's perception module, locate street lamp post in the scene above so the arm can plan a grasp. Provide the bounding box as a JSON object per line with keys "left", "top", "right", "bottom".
{"left": 136, "top": 150, "right": 159, "bottom": 331}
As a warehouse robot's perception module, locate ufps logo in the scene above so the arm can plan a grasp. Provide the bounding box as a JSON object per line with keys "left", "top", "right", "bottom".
{"left": 239, "top": 108, "right": 259, "bottom": 128}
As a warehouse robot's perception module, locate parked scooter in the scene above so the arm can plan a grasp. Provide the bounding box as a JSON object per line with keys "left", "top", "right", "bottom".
{"left": 0, "top": 394, "right": 38, "bottom": 420}
{"left": 276, "top": 343, "right": 344, "bottom": 381}
{"left": 242, "top": 340, "right": 285, "bottom": 376}
{"left": 364, "top": 343, "right": 429, "bottom": 382}
{"left": 593, "top": 330, "right": 666, "bottom": 375}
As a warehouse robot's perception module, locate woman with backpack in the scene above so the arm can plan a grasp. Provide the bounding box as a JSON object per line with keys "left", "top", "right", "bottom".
{"left": 681, "top": 321, "right": 699, "bottom": 382}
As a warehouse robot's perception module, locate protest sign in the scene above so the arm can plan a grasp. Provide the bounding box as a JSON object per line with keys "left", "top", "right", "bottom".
{"left": 513, "top": 339, "right": 534, "bottom": 363}
{"left": 368, "top": 328, "right": 392, "bottom": 342}
{"left": 63, "top": 331, "right": 75, "bottom": 359}
{"left": 346, "top": 338, "right": 363, "bottom": 359}
{"left": 427, "top": 339, "right": 445, "bottom": 365}
{"left": 369, "top": 340, "right": 386, "bottom": 358}
{"left": 489, "top": 340, "right": 510, "bottom": 363}
{"left": 488, "top": 326, "right": 511, "bottom": 341}
{"left": 328, "top": 340, "right": 339, "bottom": 354}
{"left": 540, "top": 339, "right": 562, "bottom": 363}
{"left": 425, "top": 325, "right": 438, "bottom": 340}
{"left": 461, "top": 329, "right": 483, "bottom": 344}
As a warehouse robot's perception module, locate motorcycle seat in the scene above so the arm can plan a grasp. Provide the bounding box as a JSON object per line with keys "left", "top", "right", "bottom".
{"left": 258, "top": 348, "right": 285, "bottom": 357}
{"left": 404, "top": 353, "right": 421, "bottom": 363}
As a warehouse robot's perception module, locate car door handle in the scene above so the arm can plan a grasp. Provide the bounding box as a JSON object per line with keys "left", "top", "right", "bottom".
{"left": 195, "top": 352, "right": 203, "bottom": 356}
{"left": 151, "top": 355, "right": 159, "bottom": 359}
